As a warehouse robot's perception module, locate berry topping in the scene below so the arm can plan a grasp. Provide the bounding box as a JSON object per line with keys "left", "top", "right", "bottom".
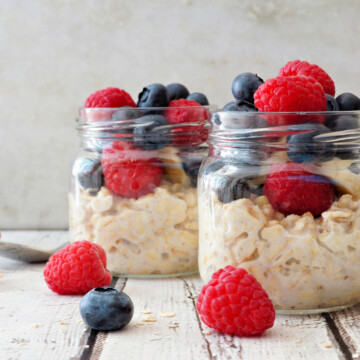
{"left": 223, "top": 100, "right": 257, "bottom": 112}
{"left": 278, "top": 60, "right": 335, "bottom": 96}
{"left": 286, "top": 123, "right": 334, "bottom": 163}
{"left": 336, "top": 93, "right": 360, "bottom": 111}
{"left": 231, "top": 72, "right": 264, "bottom": 103}
{"left": 263, "top": 162, "right": 334, "bottom": 217}
{"left": 76, "top": 158, "right": 104, "bottom": 195}
{"left": 137, "top": 83, "right": 169, "bottom": 108}
{"left": 80, "top": 287, "right": 134, "bottom": 331}
{"left": 43, "top": 241, "right": 112, "bottom": 295}
{"left": 166, "top": 83, "right": 190, "bottom": 100}
{"left": 84, "top": 87, "right": 136, "bottom": 108}
{"left": 196, "top": 266, "right": 275, "bottom": 337}
{"left": 325, "top": 94, "right": 339, "bottom": 111}
{"left": 134, "top": 114, "right": 169, "bottom": 150}
{"left": 101, "top": 141, "right": 163, "bottom": 198}
{"left": 186, "top": 92, "right": 209, "bottom": 106}
{"left": 254, "top": 76, "right": 327, "bottom": 113}
{"left": 166, "top": 99, "right": 209, "bottom": 147}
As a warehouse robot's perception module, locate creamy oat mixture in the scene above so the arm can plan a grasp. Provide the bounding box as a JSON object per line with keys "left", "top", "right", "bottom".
{"left": 199, "top": 188, "right": 360, "bottom": 310}
{"left": 69, "top": 181, "right": 198, "bottom": 275}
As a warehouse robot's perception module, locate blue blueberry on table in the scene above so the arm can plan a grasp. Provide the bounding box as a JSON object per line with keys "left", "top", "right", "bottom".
{"left": 325, "top": 94, "right": 340, "bottom": 111}
{"left": 336, "top": 93, "right": 360, "bottom": 111}
{"left": 77, "top": 158, "right": 104, "bottom": 195}
{"left": 223, "top": 100, "right": 257, "bottom": 112}
{"left": 287, "top": 123, "right": 334, "bottom": 163}
{"left": 231, "top": 72, "right": 264, "bottom": 103}
{"left": 80, "top": 287, "right": 134, "bottom": 331}
{"left": 166, "top": 83, "right": 190, "bottom": 100}
{"left": 137, "top": 83, "right": 169, "bottom": 109}
{"left": 186, "top": 92, "right": 209, "bottom": 106}
{"left": 133, "top": 114, "right": 169, "bottom": 150}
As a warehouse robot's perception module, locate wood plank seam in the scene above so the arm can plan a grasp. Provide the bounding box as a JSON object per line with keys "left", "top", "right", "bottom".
{"left": 322, "top": 313, "right": 353, "bottom": 360}
{"left": 180, "top": 277, "right": 214, "bottom": 360}
{"left": 78, "top": 277, "right": 128, "bottom": 360}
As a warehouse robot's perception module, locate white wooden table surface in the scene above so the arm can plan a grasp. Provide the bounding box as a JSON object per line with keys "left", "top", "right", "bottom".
{"left": 1, "top": 231, "right": 360, "bottom": 360}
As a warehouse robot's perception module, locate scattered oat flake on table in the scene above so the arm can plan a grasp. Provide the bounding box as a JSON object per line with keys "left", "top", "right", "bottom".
{"left": 321, "top": 343, "right": 332, "bottom": 349}
{"left": 202, "top": 330, "right": 211, "bottom": 335}
{"left": 0, "top": 273, "right": 3, "bottom": 278}
{"left": 294, "top": 339, "right": 301, "bottom": 344}
{"left": 159, "top": 311, "right": 175, "bottom": 318}
{"left": 31, "top": 324, "right": 40, "bottom": 328}
{"left": 141, "top": 309, "right": 152, "bottom": 314}
{"left": 142, "top": 315, "right": 157, "bottom": 322}
{"left": 59, "top": 321, "right": 68, "bottom": 325}
{"left": 168, "top": 321, "right": 179, "bottom": 328}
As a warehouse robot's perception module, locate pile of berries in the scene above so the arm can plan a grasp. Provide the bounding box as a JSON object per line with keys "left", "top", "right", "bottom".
{"left": 217, "top": 60, "right": 360, "bottom": 217}
{"left": 80, "top": 83, "right": 209, "bottom": 199}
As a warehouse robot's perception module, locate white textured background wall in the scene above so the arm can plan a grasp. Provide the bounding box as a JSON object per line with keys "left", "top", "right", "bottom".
{"left": 1, "top": 0, "right": 360, "bottom": 229}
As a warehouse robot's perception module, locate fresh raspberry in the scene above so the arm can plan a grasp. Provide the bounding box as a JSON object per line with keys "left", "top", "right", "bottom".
{"left": 278, "top": 60, "right": 335, "bottom": 96}
{"left": 196, "top": 266, "right": 275, "bottom": 337}
{"left": 84, "top": 87, "right": 136, "bottom": 108}
{"left": 166, "top": 99, "right": 209, "bottom": 147}
{"left": 43, "top": 241, "right": 112, "bottom": 295}
{"left": 101, "top": 141, "right": 162, "bottom": 199}
{"left": 263, "top": 162, "right": 334, "bottom": 217}
{"left": 254, "top": 76, "right": 327, "bottom": 125}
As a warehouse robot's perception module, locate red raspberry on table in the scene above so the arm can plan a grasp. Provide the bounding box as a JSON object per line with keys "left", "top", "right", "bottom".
{"left": 263, "top": 162, "right": 334, "bottom": 217}
{"left": 278, "top": 60, "right": 335, "bottom": 96}
{"left": 166, "top": 99, "right": 209, "bottom": 147}
{"left": 197, "top": 266, "right": 275, "bottom": 337}
{"left": 84, "top": 87, "right": 136, "bottom": 108}
{"left": 101, "top": 141, "right": 163, "bottom": 199}
{"left": 43, "top": 241, "right": 112, "bottom": 295}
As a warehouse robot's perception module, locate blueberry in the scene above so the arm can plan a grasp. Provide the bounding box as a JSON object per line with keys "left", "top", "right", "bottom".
{"left": 222, "top": 100, "right": 257, "bottom": 112}
{"left": 133, "top": 115, "right": 169, "bottom": 150}
{"left": 186, "top": 92, "right": 209, "bottom": 106}
{"left": 336, "top": 93, "right": 360, "bottom": 111}
{"left": 231, "top": 72, "right": 264, "bottom": 103}
{"left": 166, "top": 83, "right": 190, "bottom": 100}
{"left": 137, "top": 83, "right": 169, "bottom": 109}
{"left": 112, "top": 106, "right": 143, "bottom": 121}
{"left": 325, "top": 94, "right": 339, "bottom": 111}
{"left": 80, "top": 287, "right": 134, "bottom": 331}
{"left": 287, "top": 123, "right": 334, "bottom": 163}
{"left": 208, "top": 165, "right": 262, "bottom": 203}
{"left": 325, "top": 115, "right": 360, "bottom": 159}
{"left": 324, "top": 114, "right": 359, "bottom": 131}
{"left": 76, "top": 158, "right": 104, "bottom": 194}
{"left": 214, "top": 111, "right": 266, "bottom": 129}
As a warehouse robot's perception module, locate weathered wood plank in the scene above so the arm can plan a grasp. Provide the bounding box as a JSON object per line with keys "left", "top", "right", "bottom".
{"left": 99, "top": 276, "right": 211, "bottom": 360}
{"left": 329, "top": 304, "right": 360, "bottom": 359}
{"left": 186, "top": 276, "right": 345, "bottom": 360}
{"left": 0, "top": 232, "right": 88, "bottom": 360}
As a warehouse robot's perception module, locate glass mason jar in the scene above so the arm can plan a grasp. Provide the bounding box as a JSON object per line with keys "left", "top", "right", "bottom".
{"left": 198, "top": 111, "right": 360, "bottom": 314}
{"left": 69, "top": 106, "right": 211, "bottom": 278}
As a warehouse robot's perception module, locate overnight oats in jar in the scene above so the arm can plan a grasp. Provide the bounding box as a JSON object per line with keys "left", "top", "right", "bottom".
{"left": 198, "top": 61, "right": 360, "bottom": 313}
{"left": 69, "top": 84, "right": 212, "bottom": 277}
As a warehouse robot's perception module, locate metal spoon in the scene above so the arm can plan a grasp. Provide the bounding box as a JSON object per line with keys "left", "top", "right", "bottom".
{"left": 0, "top": 232, "right": 69, "bottom": 263}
